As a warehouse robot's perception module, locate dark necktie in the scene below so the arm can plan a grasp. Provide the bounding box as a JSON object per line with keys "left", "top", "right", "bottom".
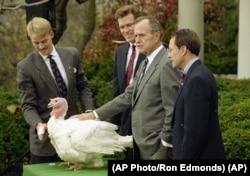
{"left": 179, "top": 72, "right": 185, "bottom": 87}
{"left": 134, "top": 58, "right": 148, "bottom": 96}
{"left": 125, "top": 45, "right": 136, "bottom": 86}
{"left": 48, "top": 55, "right": 67, "bottom": 98}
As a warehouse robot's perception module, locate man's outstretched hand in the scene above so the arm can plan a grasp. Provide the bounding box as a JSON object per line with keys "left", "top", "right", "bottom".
{"left": 70, "top": 112, "right": 95, "bottom": 120}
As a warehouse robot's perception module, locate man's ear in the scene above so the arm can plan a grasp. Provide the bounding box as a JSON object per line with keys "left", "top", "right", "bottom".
{"left": 50, "top": 30, "right": 55, "bottom": 39}
{"left": 180, "top": 45, "right": 188, "bottom": 56}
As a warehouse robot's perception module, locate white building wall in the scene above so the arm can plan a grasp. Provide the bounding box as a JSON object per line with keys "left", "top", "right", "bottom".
{"left": 178, "top": 0, "right": 204, "bottom": 62}
{"left": 237, "top": 0, "right": 250, "bottom": 79}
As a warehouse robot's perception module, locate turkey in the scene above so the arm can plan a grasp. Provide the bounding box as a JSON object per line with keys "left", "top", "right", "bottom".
{"left": 47, "top": 97, "right": 133, "bottom": 170}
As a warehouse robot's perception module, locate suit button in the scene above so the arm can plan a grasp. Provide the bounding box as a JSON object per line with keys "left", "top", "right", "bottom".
{"left": 180, "top": 123, "right": 184, "bottom": 126}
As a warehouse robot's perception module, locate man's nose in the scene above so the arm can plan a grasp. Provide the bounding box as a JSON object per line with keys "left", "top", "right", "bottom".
{"left": 38, "top": 43, "right": 45, "bottom": 49}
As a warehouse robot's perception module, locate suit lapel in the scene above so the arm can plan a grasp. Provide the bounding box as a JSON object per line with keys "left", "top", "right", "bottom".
{"left": 118, "top": 43, "right": 130, "bottom": 89}
{"left": 179, "top": 59, "right": 201, "bottom": 88}
{"left": 134, "top": 53, "right": 146, "bottom": 77}
{"left": 174, "top": 59, "right": 202, "bottom": 105}
{"left": 56, "top": 48, "right": 74, "bottom": 98}
{"left": 34, "top": 52, "right": 58, "bottom": 95}
{"left": 133, "top": 47, "right": 166, "bottom": 102}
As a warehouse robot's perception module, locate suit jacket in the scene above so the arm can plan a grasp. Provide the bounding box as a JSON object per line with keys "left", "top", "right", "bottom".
{"left": 172, "top": 60, "right": 225, "bottom": 159}
{"left": 95, "top": 47, "right": 180, "bottom": 159}
{"left": 110, "top": 43, "right": 145, "bottom": 136}
{"left": 16, "top": 47, "right": 94, "bottom": 156}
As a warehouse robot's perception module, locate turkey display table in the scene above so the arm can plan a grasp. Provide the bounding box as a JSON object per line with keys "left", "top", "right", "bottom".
{"left": 23, "top": 160, "right": 108, "bottom": 176}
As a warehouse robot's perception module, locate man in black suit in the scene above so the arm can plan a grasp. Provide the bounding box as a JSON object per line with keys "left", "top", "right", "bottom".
{"left": 110, "top": 5, "right": 146, "bottom": 160}
{"left": 168, "top": 28, "right": 225, "bottom": 159}
{"left": 16, "top": 17, "right": 94, "bottom": 164}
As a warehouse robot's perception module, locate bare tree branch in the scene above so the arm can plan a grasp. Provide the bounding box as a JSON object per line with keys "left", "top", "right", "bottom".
{"left": 1, "top": 0, "right": 49, "bottom": 10}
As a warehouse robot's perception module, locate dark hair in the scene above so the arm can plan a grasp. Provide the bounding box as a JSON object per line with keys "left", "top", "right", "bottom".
{"left": 172, "top": 28, "right": 201, "bottom": 56}
{"left": 115, "top": 5, "right": 141, "bottom": 19}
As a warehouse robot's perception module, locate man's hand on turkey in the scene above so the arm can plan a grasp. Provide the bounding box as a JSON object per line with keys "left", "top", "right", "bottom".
{"left": 70, "top": 112, "right": 95, "bottom": 120}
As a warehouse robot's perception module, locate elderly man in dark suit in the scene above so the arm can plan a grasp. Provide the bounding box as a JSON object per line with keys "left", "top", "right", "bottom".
{"left": 168, "top": 28, "right": 225, "bottom": 159}
{"left": 110, "top": 5, "right": 146, "bottom": 160}
{"left": 71, "top": 16, "right": 180, "bottom": 160}
{"left": 16, "top": 17, "right": 94, "bottom": 164}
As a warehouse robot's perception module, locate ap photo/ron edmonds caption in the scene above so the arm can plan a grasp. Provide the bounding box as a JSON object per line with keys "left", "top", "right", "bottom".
{"left": 108, "top": 160, "right": 249, "bottom": 176}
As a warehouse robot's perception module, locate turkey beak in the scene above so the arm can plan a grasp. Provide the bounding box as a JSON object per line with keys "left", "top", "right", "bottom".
{"left": 48, "top": 101, "right": 53, "bottom": 108}
{"left": 48, "top": 98, "right": 54, "bottom": 108}
{"left": 48, "top": 103, "right": 52, "bottom": 108}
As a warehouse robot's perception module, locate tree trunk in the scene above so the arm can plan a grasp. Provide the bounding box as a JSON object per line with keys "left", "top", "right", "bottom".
{"left": 56, "top": 0, "right": 95, "bottom": 56}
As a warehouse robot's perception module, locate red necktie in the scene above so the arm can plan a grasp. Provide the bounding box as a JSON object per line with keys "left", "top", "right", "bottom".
{"left": 125, "top": 45, "right": 136, "bottom": 86}
{"left": 179, "top": 72, "right": 185, "bottom": 86}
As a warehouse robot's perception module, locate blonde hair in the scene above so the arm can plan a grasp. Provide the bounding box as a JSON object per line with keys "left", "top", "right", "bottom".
{"left": 26, "top": 17, "right": 52, "bottom": 37}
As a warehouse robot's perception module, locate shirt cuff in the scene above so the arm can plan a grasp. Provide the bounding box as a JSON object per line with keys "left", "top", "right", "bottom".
{"left": 85, "top": 110, "right": 99, "bottom": 120}
{"left": 92, "top": 110, "right": 100, "bottom": 120}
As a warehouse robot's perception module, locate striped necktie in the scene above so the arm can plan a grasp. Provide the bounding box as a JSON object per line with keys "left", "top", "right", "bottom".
{"left": 125, "top": 44, "right": 136, "bottom": 86}
{"left": 134, "top": 58, "right": 148, "bottom": 96}
{"left": 179, "top": 72, "right": 185, "bottom": 87}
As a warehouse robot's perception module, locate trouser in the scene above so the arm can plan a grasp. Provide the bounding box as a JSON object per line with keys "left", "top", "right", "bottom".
{"left": 30, "top": 153, "right": 60, "bottom": 164}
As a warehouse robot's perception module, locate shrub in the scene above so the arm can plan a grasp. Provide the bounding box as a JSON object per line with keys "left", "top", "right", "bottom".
{"left": 0, "top": 89, "right": 29, "bottom": 175}
{"left": 217, "top": 78, "right": 250, "bottom": 159}
{"left": 205, "top": 46, "right": 238, "bottom": 74}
